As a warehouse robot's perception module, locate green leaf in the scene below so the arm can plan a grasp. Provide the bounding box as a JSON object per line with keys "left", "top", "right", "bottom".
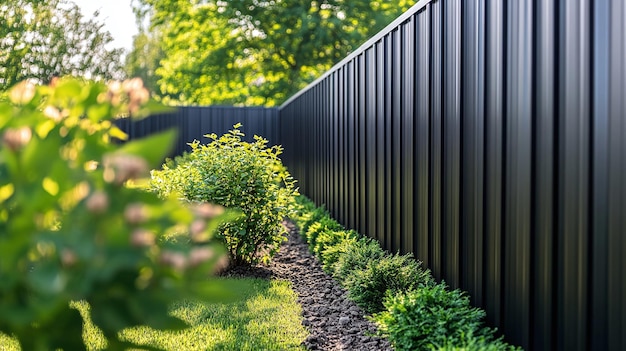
{"left": 132, "top": 101, "right": 176, "bottom": 120}
{"left": 87, "top": 103, "right": 111, "bottom": 122}
{"left": 109, "top": 125, "right": 129, "bottom": 141}
{"left": 21, "top": 134, "right": 63, "bottom": 176}
{"left": 0, "top": 103, "right": 12, "bottom": 128}
{"left": 13, "top": 306, "right": 86, "bottom": 351}
{"left": 117, "top": 129, "right": 177, "bottom": 167}
{"left": 187, "top": 279, "right": 250, "bottom": 304}
{"left": 54, "top": 79, "right": 83, "bottom": 100}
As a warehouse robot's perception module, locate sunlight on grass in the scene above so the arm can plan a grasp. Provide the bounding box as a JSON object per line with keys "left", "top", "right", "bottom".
{"left": 120, "top": 278, "right": 308, "bottom": 351}
{"left": 70, "top": 300, "right": 108, "bottom": 350}
{"left": 0, "top": 278, "right": 307, "bottom": 351}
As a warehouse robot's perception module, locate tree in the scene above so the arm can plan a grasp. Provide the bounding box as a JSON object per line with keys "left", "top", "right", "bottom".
{"left": 131, "top": 0, "right": 416, "bottom": 106}
{"left": 0, "top": 0, "right": 125, "bottom": 91}
{"left": 125, "top": 29, "right": 165, "bottom": 97}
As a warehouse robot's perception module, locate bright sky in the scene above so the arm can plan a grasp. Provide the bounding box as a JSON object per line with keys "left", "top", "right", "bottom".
{"left": 72, "top": 0, "right": 138, "bottom": 52}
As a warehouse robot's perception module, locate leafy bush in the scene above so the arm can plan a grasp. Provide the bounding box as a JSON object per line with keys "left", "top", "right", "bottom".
{"left": 290, "top": 195, "right": 318, "bottom": 226}
{"left": 437, "top": 333, "right": 522, "bottom": 351}
{"left": 305, "top": 216, "right": 344, "bottom": 254}
{"left": 373, "top": 282, "right": 518, "bottom": 351}
{"left": 344, "top": 253, "right": 434, "bottom": 313}
{"left": 319, "top": 234, "right": 359, "bottom": 274}
{"left": 333, "top": 236, "right": 386, "bottom": 283}
{"left": 288, "top": 195, "right": 355, "bottom": 273}
{"left": 317, "top": 230, "right": 360, "bottom": 276}
{"left": 0, "top": 78, "right": 238, "bottom": 350}
{"left": 150, "top": 124, "right": 297, "bottom": 266}
{"left": 299, "top": 205, "right": 330, "bottom": 235}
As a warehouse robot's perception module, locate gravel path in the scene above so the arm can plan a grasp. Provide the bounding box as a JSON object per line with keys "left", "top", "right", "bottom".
{"left": 223, "top": 221, "right": 393, "bottom": 351}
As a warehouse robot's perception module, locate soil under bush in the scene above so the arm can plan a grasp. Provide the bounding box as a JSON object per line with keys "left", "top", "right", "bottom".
{"left": 222, "top": 221, "right": 392, "bottom": 351}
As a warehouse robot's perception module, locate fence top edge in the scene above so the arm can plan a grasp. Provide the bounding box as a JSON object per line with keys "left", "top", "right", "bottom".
{"left": 180, "top": 106, "right": 279, "bottom": 111}
{"left": 279, "top": 0, "right": 432, "bottom": 109}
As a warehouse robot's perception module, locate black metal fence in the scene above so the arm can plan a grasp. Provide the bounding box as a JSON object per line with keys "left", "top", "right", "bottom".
{"left": 115, "top": 106, "right": 280, "bottom": 158}
{"left": 279, "top": 0, "right": 626, "bottom": 350}
{"left": 114, "top": 1, "right": 625, "bottom": 349}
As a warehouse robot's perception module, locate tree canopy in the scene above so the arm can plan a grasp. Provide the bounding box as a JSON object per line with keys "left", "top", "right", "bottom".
{"left": 130, "top": 0, "right": 416, "bottom": 106}
{"left": 0, "top": 0, "right": 125, "bottom": 91}
{"left": 125, "top": 29, "right": 165, "bottom": 98}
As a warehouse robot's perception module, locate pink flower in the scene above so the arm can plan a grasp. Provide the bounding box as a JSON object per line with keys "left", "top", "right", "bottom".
{"left": 103, "top": 153, "right": 149, "bottom": 185}
{"left": 9, "top": 81, "right": 36, "bottom": 105}
{"left": 43, "top": 106, "right": 63, "bottom": 122}
{"left": 85, "top": 191, "right": 109, "bottom": 214}
{"left": 61, "top": 249, "right": 78, "bottom": 267}
{"left": 130, "top": 229, "right": 155, "bottom": 247}
{"left": 2, "top": 127, "right": 32, "bottom": 151}
{"left": 189, "top": 247, "right": 215, "bottom": 266}
{"left": 160, "top": 251, "right": 188, "bottom": 271}
{"left": 124, "top": 203, "right": 147, "bottom": 225}
{"left": 192, "top": 203, "right": 225, "bottom": 219}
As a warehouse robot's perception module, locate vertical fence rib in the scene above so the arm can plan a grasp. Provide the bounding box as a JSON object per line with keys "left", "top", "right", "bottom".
{"left": 415, "top": 5, "right": 431, "bottom": 266}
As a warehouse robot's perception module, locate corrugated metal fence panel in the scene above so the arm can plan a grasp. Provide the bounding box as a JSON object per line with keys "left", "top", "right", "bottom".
{"left": 115, "top": 106, "right": 280, "bottom": 160}
{"left": 598, "top": 2, "right": 626, "bottom": 350}
{"left": 533, "top": 2, "right": 556, "bottom": 349}
{"left": 278, "top": 0, "right": 626, "bottom": 349}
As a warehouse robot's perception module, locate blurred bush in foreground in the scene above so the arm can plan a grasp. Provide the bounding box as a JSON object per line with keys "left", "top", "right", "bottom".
{"left": 0, "top": 78, "right": 240, "bottom": 350}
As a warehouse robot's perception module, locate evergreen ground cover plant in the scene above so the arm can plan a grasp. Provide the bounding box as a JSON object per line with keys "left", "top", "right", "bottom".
{"left": 317, "top": 229, "right": 359, "bottom": 274}
{"left": 304, "top": 216, "right": 344, "bottom": 256}
{"left": 290, "top": 195, "right": 522, "bottom": 351}
{"left": 150, "top": 124, "right": 298, "bottom": 266}
{"left": 344, "top": 253, "right": 434, "bottom": 314}
{"left": 374, "top": 283, "right": 520, "bottom": 351}
{"left": 333, "top": 237, "right": 386, "bottom": 282}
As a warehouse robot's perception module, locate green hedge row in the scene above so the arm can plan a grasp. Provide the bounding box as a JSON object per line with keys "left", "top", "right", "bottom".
{"left": 290, "top": 195, "right": 522, "bottom": 351}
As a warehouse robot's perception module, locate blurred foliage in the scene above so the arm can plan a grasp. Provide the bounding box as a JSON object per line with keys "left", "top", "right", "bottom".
{"left": 125, "top": 29, "right": 166, "bottom": 99}
{"left": 150, "top": 124, "right": 298, "bottom": 266}
{"left": 0, "top": 78, "right": 242, "bottom": 350}
{"left": 129, "top": 0, "right": 417, "bottom": 106}
{"left": 0, "top": 0, "right": 125, "bottom": 91}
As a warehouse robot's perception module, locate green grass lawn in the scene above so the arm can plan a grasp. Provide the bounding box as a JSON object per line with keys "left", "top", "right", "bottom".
{"left": 0, "top": 278, "right": 308, "bottom": 351}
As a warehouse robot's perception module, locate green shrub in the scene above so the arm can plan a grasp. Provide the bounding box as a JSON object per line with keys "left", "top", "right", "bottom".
{"left": 151, "top": 124, "right": 297, "bottom": 266}
{"left": 290, "top": 195, "right": 317, "bottom": 227}
{"left": 305, "top": 216, "right": 343, "bottom": 253}
{"left": 373, "top": 282, "right": 514, "bottom": 351}
{"left": 292, "top": 197, "right": 520, "bottom": 350}
{"left": 436, "top": 332, "right": 522, "bottom": 351}
{"left": 319, "top": 234, "right": 359, "bottom": 274}
{"left": 298, "top": 205, "right": 330, "bottom": 235}
{"left": 288, "top": 195, "right": 331, "bottom": 236}
{"left": 344, "top": 253, "right": 434, "bottom": 313}
{"left": 333, "top": 236, "right": 386, "bottom": 283}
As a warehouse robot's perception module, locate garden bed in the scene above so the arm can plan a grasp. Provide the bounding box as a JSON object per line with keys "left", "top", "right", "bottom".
{"left": 223, "top": 221, "right": 391, "bottom": 351}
